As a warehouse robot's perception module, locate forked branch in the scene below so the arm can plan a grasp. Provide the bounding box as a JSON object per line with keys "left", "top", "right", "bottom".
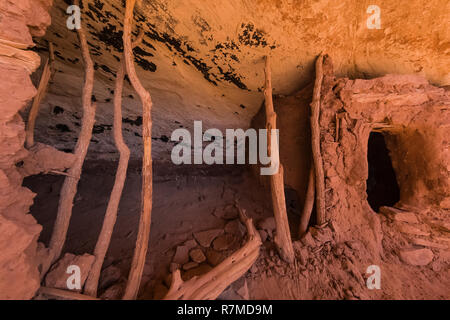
{"left": 163, "top": 207, "right": 261, "bottom": 300}
{"left": 41, "top": 1, "right": 97, "bottom": 277}
{"left": 84, "top": 34, "right": 143, "bottom": 297}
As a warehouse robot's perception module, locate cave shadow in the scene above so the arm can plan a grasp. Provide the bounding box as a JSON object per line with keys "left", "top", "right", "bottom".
{"left": 366, "top": 131, "right": 400, "bottom": 212}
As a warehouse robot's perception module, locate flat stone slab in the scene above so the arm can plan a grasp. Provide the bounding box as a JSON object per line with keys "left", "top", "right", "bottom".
{"left": 189, "top": 248, "right": 206, "bottom": 263}
{"left": 182, "top": 261, "right": 199, "bottom": 271}
{"left": 224, "top": 219, "right": 245, "bottom": 236}
{"left": 45, "top": 253, "right": 94, "bottom": 291}
{"left": 380, "top": 206, "right": 419, "bottom": 224}
{"left": 399, "top": 248, "right": 434, "bottom": 266}
{"left": 172, "top": 245, "right": 190, "bottom": 265}
{"left": 396, "top": 223, "right": 430, "bottom": 236}
{"left": 193, "top": 229, "right": 224, "bottom": 247}
{"left": 212, "top": 234, "right": 238, "bottom": 251}
{"left": 182, "top": 264, "right": 213, "bottom": 281}
{"left": 236, "top": 279, "right": 249, "bottom": 300}
{"left": 411, "top": 238, "right": 448, "bottom": 249}
{"left": 183, "top": 239, "right": 198, "bottom": 250}
{"left": 205, "top": 249, "right": 226, "bottom": 266}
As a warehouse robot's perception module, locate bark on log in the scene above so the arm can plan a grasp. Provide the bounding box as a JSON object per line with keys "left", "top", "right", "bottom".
{"left": 310, "top": 53, "right": 326, "bottom": 225}
{"left": 41, "top": 8, "right": 96, "bottom": 278}
{"left": 163, "top": 207, "right": 261, "bottom": 300}
{"left": 122, "top": 0, "right": 153, "bottom": 300}
{"left": 84, "top": 35, "right": 143, "bottom": 297}
{"left": 298, "top": 163, "right": 315, "bottom": 237}
{"left": 264, "top": 56, "right": 295, "bottom": 263}
{"left": 25, "top": 42, "right": 54, "bottom": 148}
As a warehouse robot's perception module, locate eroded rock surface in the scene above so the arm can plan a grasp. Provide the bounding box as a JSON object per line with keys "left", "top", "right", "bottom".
{"left": 0, "top": 0, "right": 53, "bottom": 300}
{"left": 44, "top": 253, "right": 95, "bottom": 291}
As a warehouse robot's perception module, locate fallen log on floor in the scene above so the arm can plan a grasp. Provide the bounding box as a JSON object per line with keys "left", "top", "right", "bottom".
{"left": 122, "top": 0, "right": 154, "bottom": 300}
{"left": 163, "top": 206, "right": 261, "bottom": 300}
{"left": 84, "top": 33, "right": 143, "bottom": 298}
{"left": 263, "top": 55, "right": 295, "bottom": 263}
{"left": 310, "top": 53, "right": 326, "bottom": 225}
{"left": 41, "top": 1, "right": 97, "bottom": 278}
{"left": 38, "top": 287, "right": 99, "bottom": 301}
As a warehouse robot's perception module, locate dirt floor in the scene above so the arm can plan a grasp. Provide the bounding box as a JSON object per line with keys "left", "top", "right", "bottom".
{"left": 24, "top": 161, "right": 450, "bottom": 300}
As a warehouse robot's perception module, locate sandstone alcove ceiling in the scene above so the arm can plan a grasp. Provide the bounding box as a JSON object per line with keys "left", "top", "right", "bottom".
{"left": 31, "top": 0, "right": 450, "bottom": 160}
{"left": 0, "top": 0, "right": 449, "bottom": 302}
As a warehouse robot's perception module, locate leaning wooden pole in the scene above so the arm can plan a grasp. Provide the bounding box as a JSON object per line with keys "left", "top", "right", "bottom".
{"left": 84, "top": 34, "right": 143, "bottom": 297}
{"left": 122, "top": 0, "right": 153, "bottom": 300}
{"left": 41, "top": 5, "right": 97, "bottom": 277}
{"left": 26, "top": 42, "right": 54, "bottom": 149}
{"left": 298, "top": 163, "right": 315, "bottom": 237}
{"left": 264, "top": 56, "right": 294, "bottom": 263}
{"left": 310, "top": 53, "right": 326, "bottom": 225}
{"left": 83, "top": 61, "right": 129, "bottom": 296}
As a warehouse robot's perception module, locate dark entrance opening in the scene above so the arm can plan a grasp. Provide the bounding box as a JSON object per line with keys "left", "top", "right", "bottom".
{"left": 366, "top": 132, "right": 400, "bottom": 212}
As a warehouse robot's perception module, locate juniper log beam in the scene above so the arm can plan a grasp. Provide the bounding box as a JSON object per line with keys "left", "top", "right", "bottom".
{"left": 299, "top": 164, "right": 315, "bottom": 237}
{"left": 310, "top": 54, "right": 326, "bottom": 225}
{"left": 25, "top": 42, "right": 54, "bottom": 149}
{"left": 264, "top": 56, "right": 295, "bottom": 263}
{"left": 41, "top": 5, "right": 97, "bottom": 277}
{"left": 82, "top": 65, "right": 127, "bottom": 296}
{"left": 84, "top": 34, "right": 143, "bottom": 297}
{"left": 122, "top": 0, "right": 154, "bottom": 300}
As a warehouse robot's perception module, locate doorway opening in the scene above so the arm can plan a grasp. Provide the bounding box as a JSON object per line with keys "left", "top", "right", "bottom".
{"left": 366, "top": 132, "right": 400, "bottom": 212}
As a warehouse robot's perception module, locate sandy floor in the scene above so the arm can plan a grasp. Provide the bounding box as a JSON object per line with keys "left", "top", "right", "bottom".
{"left": 25, "top": 161, "right": 276, "bottom": 298}
{"left": 24, "top": 161, "right": 450, "bottom": 300}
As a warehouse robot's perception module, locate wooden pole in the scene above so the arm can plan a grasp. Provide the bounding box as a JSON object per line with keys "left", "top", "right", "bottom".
{"left": 84, "top": 34, "right": 143, "bottom": 297}
{"left": 298, "top": 163, "right": 315, "bottom": 237}
{"left": 41, "top": 2, "right": 97, "bottom": 277}
{"left": 25, "top": 42, "right": 54, "bottom": 148}
{"left": 264, "top": 56, "right": 294, "bottom": 263}
{"left": 122, "top": 0, "right": 153, "bottom": 300}
{"left": 83, "top": 59, "right": 129, "bottom": 297}
{"left": 310, "top": 54, "right": 326, "bottom": 225}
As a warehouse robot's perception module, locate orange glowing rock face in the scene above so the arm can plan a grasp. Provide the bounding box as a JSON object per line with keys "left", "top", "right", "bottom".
{"left": 0, "top": 0, "right": 449, "bottom": 300}
{"left": 31, "top": 0, "right": 449, "bottom": 163}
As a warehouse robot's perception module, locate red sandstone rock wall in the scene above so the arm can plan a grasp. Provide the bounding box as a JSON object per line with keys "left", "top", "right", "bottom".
{"left": 318, "top": 56, "right": 449, "bottom": 256}
{"left": 253, "top": 56, "right": 449, "bottom": 263}
{"left": 0, "top": 0, "right": 53, "bottom": 300}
